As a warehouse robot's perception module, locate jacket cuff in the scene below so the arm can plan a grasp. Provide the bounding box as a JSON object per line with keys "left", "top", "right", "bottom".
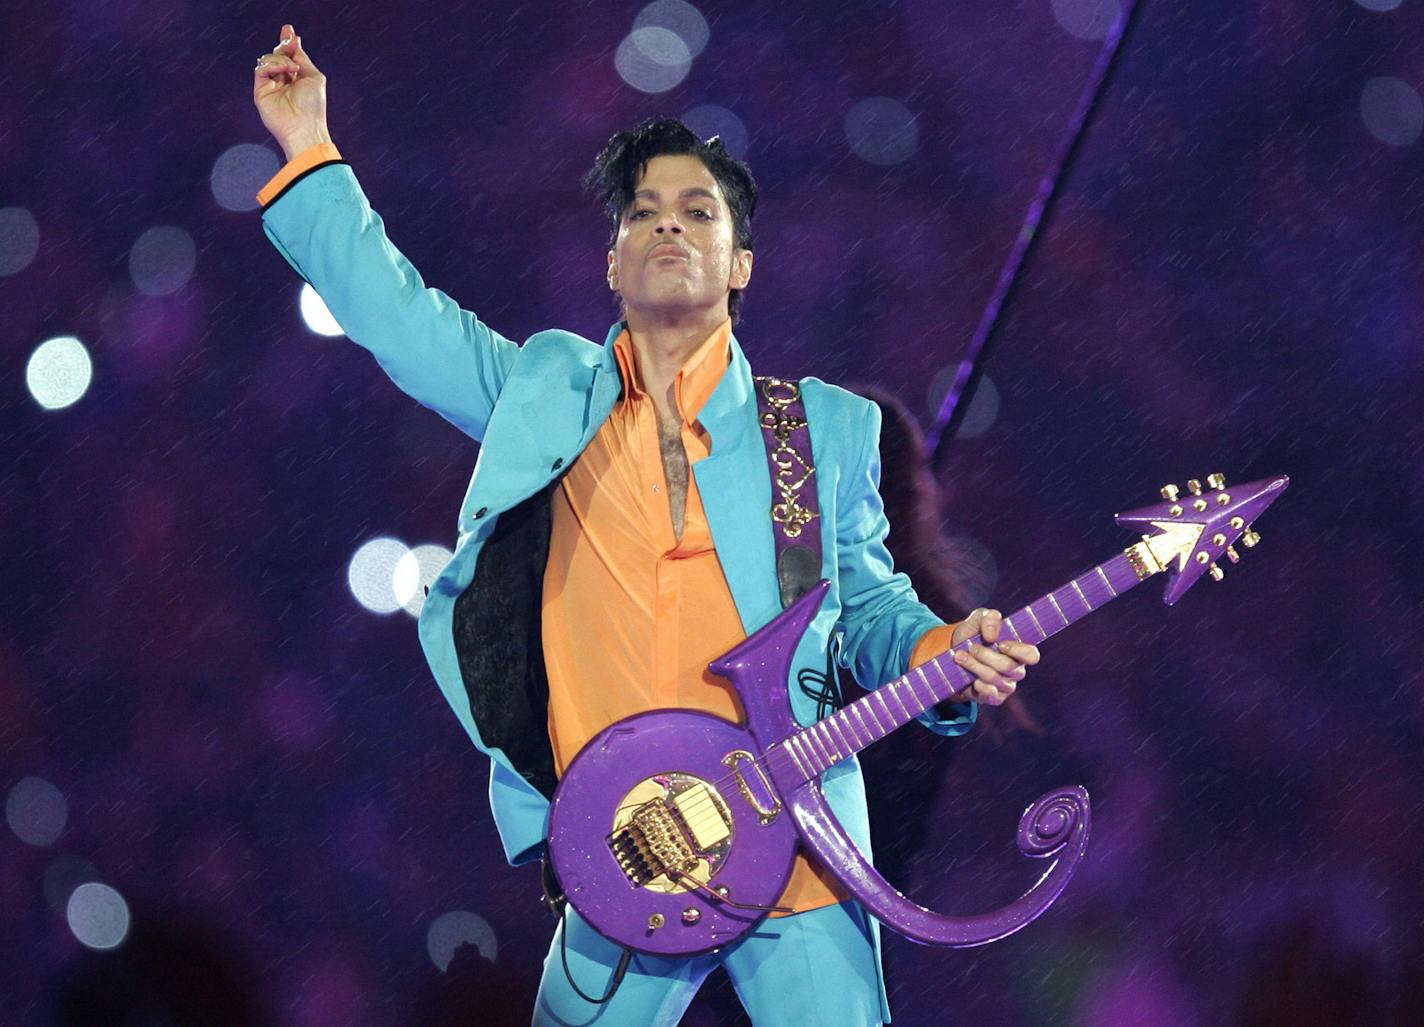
{"left": 909, "top": 622, "right": 959, "bottom": 669}
{"left": 256, "top": 142, "right": 344, "bottom": 208}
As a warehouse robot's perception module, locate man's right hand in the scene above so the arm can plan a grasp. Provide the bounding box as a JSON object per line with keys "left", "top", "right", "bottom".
{"left": 253, "top": 23, "right": 332, "bottom": 163}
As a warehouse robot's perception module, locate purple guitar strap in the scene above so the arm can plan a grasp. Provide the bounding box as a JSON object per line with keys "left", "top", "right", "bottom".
{"left": 753, "top": 375, "right": 823, "bottom": 609}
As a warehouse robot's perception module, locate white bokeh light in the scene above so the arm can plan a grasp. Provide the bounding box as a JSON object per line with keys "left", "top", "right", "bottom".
{"left": 845, "top": 98, "right": 919, "bottom": 167}
{"left": 927, "top": 369, "right": 1000, "bottom": 440}
{"left": 634, "top": 0, "right": 710, "bottom": 58}
{"left": 0, "top": 206, "right": 40, "bottom": 276}
{"left": 6, "top": 776, "right": 67, "bottom": 846}
{"left": 300, "top": 282, "right": 346, "bottom": 337}
{"left": 128, "top": 225, "right": 197, "bottom": 297}
{"left": 427, "top": 910, "right": 498, "bottom": 971}
{"left": 67, "top": 882, "right": 131, "bottom": 950}
{"left": 395, "top": 544, "right": 454, "bottom": 618}
{"left": 1051, "top": 0, "right": 1123, "bottom": 41}
{"left": 944, "top": 535, "right": 997, "bottom": 611}
{"left": 681, "top": 105, "right": 750, "bottom": 159}
{"left": 26, "top": 336, "right": 93, "bottom": 411}
{"left": 615, "top": 27, "right": 692, "bottom": 93}
{"left": 211, "top": 143, "right": 283, "bottom": 212}
{"left": 348, "top": 537, "right": 412, "bottom": 614}
{"left": 1360, "top": 77, "right": 1423, "bottom": 147}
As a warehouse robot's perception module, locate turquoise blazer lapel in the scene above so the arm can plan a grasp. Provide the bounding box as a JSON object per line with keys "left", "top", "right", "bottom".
{"left": 693, "top": 331, "right": 782, "bottom": 635}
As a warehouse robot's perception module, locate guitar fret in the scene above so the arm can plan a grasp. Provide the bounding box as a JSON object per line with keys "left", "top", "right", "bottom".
{"left": 862, "top": 700, "right": 885, "bottom": 734}
{"left": 784, "top": 739, "right": 811, "bottom": 777}
{"left": 912, "top": 666, "right": 933, "bottom": 707}
{"left": 793, "top": 734, "right": 819, "bottom": 773}
{"left": 817, "top": 721, "right": 842, "bottom": 762}
{"left": 1025, "top": 604, "right": 1046, "bottom": 639}
{"left": 875, "top": 690, "right": 895, "bottom": 727}
{"left": 850, "top": 704, "right": 873, "bottom": 739}
{"left": 1071, "top": 579, "right": 1092, "bottom": 611}
{"left": 1096, "top": 565, "right": 1117, "bottom": 596}
{"left": 1003, "top": 617, "right": 1022, "bottom": 641}
{"left": 1046, "top": 592, "right": 1069, "bottom": 627}
{"left": 931, "top": 658, "right": 956, "bottom": 694}
{"left": 828, "top": 715, "right": 853, "bottom": 753}
{"left": 890, "top": 681, "right": 913, "bottom": 720}
{"left": 808, "top": 728, "right": 832, "bottom": 766}
{"left": 837, "top": 711, "right": 861, "bottom": 748}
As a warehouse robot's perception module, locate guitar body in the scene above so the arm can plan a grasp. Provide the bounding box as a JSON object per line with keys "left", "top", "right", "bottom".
{"left": 547, "top": 473, "right": 1288, "bottom": 957}
{"left": 548, "top": 710, "right": 799, "bottom": 956}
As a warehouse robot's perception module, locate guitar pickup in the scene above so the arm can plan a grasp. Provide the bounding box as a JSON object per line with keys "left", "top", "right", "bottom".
{"left": 671, "top": 783, "right": 732, "bottom": 849}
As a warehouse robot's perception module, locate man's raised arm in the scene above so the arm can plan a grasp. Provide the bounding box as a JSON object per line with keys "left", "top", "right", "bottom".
{"left": 252, "top": 24, "right": 516, "bottom": 441}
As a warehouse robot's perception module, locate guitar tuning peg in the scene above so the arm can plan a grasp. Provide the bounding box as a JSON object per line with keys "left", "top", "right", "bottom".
{"left": 1160, "top": 484, "right": 1180, "bottom": 501}
{"left": 1241, "top": 530, "right": 1260, "bottom": 548}
{"left": 1206, "top": 472, "right": 1226, "bottom": 490}
{"left": 1208, "top": 563, "right": 1225, "bottom": 581}
{"left": 1225, "top": 545, "right": 1240, "bottom": 563}
{"left": 1186, "top": 479, "right": 1203, "bottom": 496}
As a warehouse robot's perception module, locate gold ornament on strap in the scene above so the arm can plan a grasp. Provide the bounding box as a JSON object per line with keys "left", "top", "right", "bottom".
{"left": 756, "top": 376, "right": 820, "bottom": 540}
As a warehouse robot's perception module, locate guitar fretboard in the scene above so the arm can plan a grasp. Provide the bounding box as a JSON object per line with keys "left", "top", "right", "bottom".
{"left": 770, "top": 552, "right": 1148, "bottom": 785}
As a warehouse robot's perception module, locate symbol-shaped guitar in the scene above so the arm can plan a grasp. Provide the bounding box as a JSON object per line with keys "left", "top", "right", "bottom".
{"left": 549, "top": 473, "right": 1289, "bottom": 954}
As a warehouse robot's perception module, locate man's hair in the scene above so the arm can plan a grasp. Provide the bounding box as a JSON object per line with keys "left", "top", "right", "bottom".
{"left": 583, "top": 117, "right": 758, "bottom": 325}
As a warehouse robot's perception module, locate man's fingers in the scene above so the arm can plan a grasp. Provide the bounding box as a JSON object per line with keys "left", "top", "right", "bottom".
{"left": 953, "top": 648, "right": 1015, "bottom": 692}
{"left": 255, "top": 58, "right": 299, "bottom": 80}
{"left": 286, "top": 34, "right": 321, "bottom": 75}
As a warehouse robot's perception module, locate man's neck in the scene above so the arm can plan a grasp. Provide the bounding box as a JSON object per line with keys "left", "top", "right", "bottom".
{"left": 624, "top": 306, "right": 728, "bottom": 409}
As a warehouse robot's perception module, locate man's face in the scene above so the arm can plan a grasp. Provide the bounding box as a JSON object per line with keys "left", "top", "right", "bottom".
{"left": 606, "top": 153, "right": 753, "bottom": 321}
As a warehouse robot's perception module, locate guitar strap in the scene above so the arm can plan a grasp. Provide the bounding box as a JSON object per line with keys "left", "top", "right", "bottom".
{"left": 754, "top": 375, "right": 845, "bottom": 717}
{"left": 752, "top": 375, "right": 823, "bottom": 608}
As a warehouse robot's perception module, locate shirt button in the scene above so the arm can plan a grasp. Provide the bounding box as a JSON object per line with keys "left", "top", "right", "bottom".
{"left": 652, "top": 485, "right": 661, "bottom": 493}
{"left": 552, "top": 457, "right": 563, "bottom": 470}
{"left": 474, "top": 507, "right": 488, "bottom": 519}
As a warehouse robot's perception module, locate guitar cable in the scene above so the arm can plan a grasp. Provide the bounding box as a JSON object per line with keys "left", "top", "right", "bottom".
{"left": 544, "top": 855, "right": 635, "bottom": 1004}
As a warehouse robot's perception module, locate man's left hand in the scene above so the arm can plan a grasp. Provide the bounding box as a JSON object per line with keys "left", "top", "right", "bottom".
{"left": 948, "top": 608, "right": 1039, "bottom": 706}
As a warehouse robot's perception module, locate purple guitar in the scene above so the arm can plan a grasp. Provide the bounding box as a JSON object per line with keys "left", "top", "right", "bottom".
{"left": 548, "top": 473, "right": 1289, "bottom": 955}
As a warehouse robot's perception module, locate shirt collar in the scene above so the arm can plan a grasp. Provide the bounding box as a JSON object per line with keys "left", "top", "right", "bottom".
{"left": 612, "top": 319, "right": 733, "bottom": 427}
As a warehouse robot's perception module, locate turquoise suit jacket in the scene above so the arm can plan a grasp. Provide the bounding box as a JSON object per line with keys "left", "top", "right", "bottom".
{"left": 260, "top": 160, "right": 976, "bottom": 1009}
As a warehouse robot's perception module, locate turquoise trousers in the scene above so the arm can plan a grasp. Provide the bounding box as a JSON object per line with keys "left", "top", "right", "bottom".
{"left": 534, "top": 901, "right": 884, "bottom": 1026}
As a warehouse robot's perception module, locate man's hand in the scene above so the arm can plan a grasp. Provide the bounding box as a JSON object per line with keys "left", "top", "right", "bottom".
{"left": 253, "top": 24, "right": 332, "bottom": 162}
{"left": 947, "top": 609, "right": 1039, "bottom": 706}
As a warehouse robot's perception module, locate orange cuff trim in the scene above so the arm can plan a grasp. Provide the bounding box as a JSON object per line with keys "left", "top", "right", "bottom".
{"left": 256, "top": 142, "right": 344, "bottom": 209}
{"left": 910, "top": 622, "right": 959, "bottom": 671}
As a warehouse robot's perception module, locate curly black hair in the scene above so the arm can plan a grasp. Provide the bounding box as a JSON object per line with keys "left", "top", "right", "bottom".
{"left": 583, "top": 117, "right": 757, "bottom": 324}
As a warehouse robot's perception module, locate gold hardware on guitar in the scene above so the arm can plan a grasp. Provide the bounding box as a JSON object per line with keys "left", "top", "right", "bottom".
{"left": 607, "top": 774, "right": 734, "bottom": 894}
{"left": 723, "top": 749, "right": 783, "bottom": 825}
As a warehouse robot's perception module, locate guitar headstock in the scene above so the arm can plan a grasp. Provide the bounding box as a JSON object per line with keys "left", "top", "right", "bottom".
{"left": 1114, "top": 473, "right": 1290, "bottom": 605}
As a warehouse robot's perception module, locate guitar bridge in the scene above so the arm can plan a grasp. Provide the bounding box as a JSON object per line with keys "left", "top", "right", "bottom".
{"left": 611, "top": 803, "right": 696, "bottom": 886}
{"left": 607, "top": 774, "right": 734, "bottom": 893}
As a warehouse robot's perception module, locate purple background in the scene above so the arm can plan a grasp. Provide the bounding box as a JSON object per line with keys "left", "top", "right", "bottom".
{"left": 3, "top": 1, "right": 1422, "bottom": 1023}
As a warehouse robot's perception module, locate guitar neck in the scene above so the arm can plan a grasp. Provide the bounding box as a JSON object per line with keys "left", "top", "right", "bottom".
{"left": 775, "top": 550, "right": 1151, "bottom": 785}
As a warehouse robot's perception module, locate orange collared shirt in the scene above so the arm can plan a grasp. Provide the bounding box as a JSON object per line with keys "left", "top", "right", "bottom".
{"left": 543, "top": 319, "right": 855, "bottom": 915}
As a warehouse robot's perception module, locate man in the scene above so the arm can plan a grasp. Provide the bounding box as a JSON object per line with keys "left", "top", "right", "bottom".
{"left": 252, "top": 24, "right": 1039, "bottom": 1026}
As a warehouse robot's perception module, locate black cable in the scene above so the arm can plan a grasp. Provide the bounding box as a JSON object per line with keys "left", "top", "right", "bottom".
{"left": 558, "top": 903, "right": 634, "bottom": 1005}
